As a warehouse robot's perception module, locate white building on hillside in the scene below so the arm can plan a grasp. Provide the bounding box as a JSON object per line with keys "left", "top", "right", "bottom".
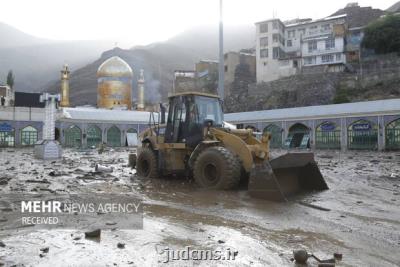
{"left": 256, "top": 14, "right": 347, "bottom": 83}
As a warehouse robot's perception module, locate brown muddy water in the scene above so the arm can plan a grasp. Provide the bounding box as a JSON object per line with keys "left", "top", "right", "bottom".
{"left": 0, "top": 148, "right": 399, "bottom": 266}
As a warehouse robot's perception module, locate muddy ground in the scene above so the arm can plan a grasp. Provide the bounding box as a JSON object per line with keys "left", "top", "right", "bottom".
{"left": 0, "top": 147, "right": 399, "bottom": 267}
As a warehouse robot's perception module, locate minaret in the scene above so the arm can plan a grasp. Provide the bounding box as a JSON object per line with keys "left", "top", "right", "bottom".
{"left": 60, "top": 64, "right": 70, "bottom": 107}
{"left": 137, "top": 69, "right": 145, "bottom": 111}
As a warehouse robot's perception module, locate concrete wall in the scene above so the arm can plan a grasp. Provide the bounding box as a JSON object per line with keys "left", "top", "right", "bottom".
{"left": 0, "top": 106, "right": 45, "bottom": 122}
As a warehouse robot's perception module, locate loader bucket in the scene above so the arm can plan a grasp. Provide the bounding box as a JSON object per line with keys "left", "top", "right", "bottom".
{"left": 248, "top": 152, "right": 328, "bottom": 201}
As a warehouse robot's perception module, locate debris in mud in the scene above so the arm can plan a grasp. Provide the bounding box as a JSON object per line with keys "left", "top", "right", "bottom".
{"left": 333, "top": 253, "right": 343, "bottom": 260}
{"left": 297, "top": 201, "right": 331, "bottom": 211}
{"left": 217, "top": 240, "right": 225, "bottom": 244}
{"left": 293, "top": 249, "right": 336, "bottom": 265}
{"left": 95, "top": 164, "right": 114, "bottom": 173}
{"left": 25, "top": 179, "right": 50, "bottom": 184}
{"left": 117, "top": 242, "right": 125, "bottom": 249}
{"left": 0, "top": 241, "right": 5, "bottom": 247}
{"left": 40, "top": 247, "right": 49, "bottom": 253}
{"left": 48, "top": 170, "right": 63, "bottom": 176}
{"left": 85, "top": 229, "right": 101, "bottom": 239}
{"left": 0, "top": 176, "right": 12, "bottom": 185}
{"left": 128, "top": 153, "right": 137, "bottom": 169}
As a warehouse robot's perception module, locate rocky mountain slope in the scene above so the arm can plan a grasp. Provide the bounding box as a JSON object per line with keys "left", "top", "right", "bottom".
{"left": 45, "top": 25, "right": 255, "bottom": 106}
{"left": 0, "top": 22, "right": 114, "bottom": 92}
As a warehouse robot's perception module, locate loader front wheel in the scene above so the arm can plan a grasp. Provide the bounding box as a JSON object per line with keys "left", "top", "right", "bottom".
{"left": 136, "top": 147, "right": 159, "bottom": 179}
{"left": 193, "top": 146, "right": 241, "bottom": 189}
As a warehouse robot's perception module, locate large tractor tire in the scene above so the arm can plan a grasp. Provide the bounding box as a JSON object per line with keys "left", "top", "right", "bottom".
{"left": 193, "top": 146, "right": 241, "bottom": 190}
{"left": 136, "top": 147, "right": 159, "bottom": 179}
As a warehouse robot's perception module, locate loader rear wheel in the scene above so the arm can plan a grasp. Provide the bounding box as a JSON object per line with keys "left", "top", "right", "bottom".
{"left": 193, "top": 146, "right": 241, "bottom": 189}
{"left": 136, "top": 147, "right": 159, "bottom": 179}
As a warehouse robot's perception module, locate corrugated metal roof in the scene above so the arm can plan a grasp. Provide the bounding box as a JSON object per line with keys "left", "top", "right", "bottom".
{"left": 225, "top": 99, "right": 400, "bottom": 123}
{"left": 61, "top": 107, "right": 156, "bottom": 123}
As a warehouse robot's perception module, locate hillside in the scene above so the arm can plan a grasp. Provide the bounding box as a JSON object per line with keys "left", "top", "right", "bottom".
{"left": 0, "top": 22, "right": 114, "bottom": 92}
{"left": 46, "top": 45, "right": 199, "bottom": 106}
{"left": 0, "top": 22, "right": 49, "bottom": 48}
{"left": 386, "top": 1, "right": 400, "bottom": 13}
{"left": 45, "top": 24, "right": 255, "bottom": 106}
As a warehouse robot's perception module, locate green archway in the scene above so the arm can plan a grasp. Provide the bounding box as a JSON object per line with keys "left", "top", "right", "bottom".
{"left": 0, "top": 123, "right": 15, "bottom": 147}
{"left": 126, "top": 128, "right": 138, "bottom": 146}
{"left": 285, "top": 123, "right": 310, "bottom": 149}
{"left": 348, "top": 119, "right": 377, "bottom": 150}
{"left": 263, "top": 124, "right": 282, "bottom": 148}
{"left": 21, "top": 126, "right": 38, "bottom": 146}
{"left": 87, "top": 125, "right": 102, "bottom": 148}
{"left": 107, "top": 126, "right": 121, "bottom": 147}
{"left": 315, "top": 122, "right": 341, "bottom": 149}
{"left": 386, "top": 119, "right": 400, "bottom": 150}
{"left": 64, "top": 125, "right": 82, "bottom": 148}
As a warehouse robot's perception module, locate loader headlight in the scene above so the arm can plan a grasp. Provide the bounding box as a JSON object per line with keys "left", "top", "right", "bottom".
{"left": 258, "top": 151, "right": 266, "bottom": 159}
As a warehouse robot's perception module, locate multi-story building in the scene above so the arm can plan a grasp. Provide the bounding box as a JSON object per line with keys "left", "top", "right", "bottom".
{"left": 256, "top": 14, "right": 347, "bottom": 82}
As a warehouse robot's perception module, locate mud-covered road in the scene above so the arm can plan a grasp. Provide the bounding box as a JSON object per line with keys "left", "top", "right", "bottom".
{"left": 0, "top": 148, "right": 399, "bottom": 266}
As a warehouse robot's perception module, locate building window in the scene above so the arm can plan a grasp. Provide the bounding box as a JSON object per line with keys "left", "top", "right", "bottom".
{"left": 21, "top": 126, "right": 38, "bottom": 146}
{"left": 260, "top": 37, "right": 268, "bottom": 47}
{"left": 280, "top": 35, "right": 285, "bottom": 45}
{"left": 336, "top": 53, "right": 342, "bottom": 61}
{"left": 260, "top": 23, "right": 268, "bottom": 33}
{"left": 298, "top": 28, "right": 306, "bottom": 35}
{"left": 309, "top": 25, "right": 318, "bottom": 34}
{"left": 273, "top": 34, "right": 279, "bottom": 43}
{"left": 304, "top": 56, "right": 316, "bottom": 65}
{"left": 273, "top": 21, "right": 278, "bottom": 30}
{"left": 321, "top": 54, "right": 334, "bottom": 63}
{"left": 308, "top": 41, "right": 317, "bottom": 52}
{"left": 321, "top": 24, "right": 331, "bottom": 31}
{"left": 288, "top": 30, "right": 295, "bottom": 38}
{"left": 287, "top": 40, "right": 292, "bottom": 47}
{"left": 224, "top": 65, "right": 228, "bottom": 72}
{"left": 325, "top": 39, "right": 335, "bottom": 50}
{"left": 260, "top": 49, "right": 268, "bottom": 58}
{"left": 273, "top": 47, "right": 280, "bottom": 59}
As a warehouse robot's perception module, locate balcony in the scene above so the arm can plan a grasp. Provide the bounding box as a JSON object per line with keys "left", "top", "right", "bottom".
{"left": 304, "top": 29, "right": 332, "bottom": 39}
{"left": 303, "top": 47, "right": 343, "bottom": 56}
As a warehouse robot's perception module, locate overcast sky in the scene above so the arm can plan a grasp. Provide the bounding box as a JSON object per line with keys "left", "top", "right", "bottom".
{"left": 1, "top": 0, "right": 395, "bottom": 47}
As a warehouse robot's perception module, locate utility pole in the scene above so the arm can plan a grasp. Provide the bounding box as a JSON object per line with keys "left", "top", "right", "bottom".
{"left": 218, "top": 0, "right": 224, "bottom": 100}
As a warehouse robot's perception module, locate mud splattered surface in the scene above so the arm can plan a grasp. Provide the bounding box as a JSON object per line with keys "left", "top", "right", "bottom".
{"left": 0, "top": 148, "right": 399, "bottom": 266}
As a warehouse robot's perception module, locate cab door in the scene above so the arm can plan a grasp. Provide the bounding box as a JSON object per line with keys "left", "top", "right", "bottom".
{"left": 164, "top": 96, "right": 186, "bottom": 143}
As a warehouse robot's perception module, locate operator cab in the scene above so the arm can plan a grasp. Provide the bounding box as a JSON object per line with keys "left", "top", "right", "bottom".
{"left": 164, "top": 92, "right": 223, "bottom": 147}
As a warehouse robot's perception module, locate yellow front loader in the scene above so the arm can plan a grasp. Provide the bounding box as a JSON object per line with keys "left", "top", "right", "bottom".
{"left": 135, "top": 92, "right": 328, "bottom": 201}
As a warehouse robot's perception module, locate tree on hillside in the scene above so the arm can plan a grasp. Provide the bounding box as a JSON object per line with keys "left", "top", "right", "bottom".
{"left": 362, "top": 15, "right": 400, "bottom": 54}
{"left": 6, "top": 70, "right": 14, "bottom": 89}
